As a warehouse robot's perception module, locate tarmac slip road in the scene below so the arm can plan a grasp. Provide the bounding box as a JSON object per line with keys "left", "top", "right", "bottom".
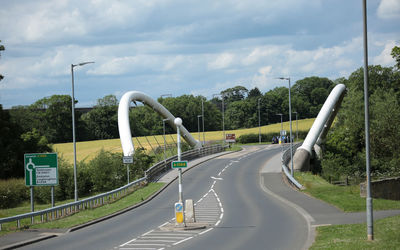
{"left": 19, "top": 145, "right": 308, "bottom": 250}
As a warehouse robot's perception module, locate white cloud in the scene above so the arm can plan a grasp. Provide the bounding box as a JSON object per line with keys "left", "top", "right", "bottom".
{"left": 377, "top": 0, "right": 400, "bottom": 19}
{"left": 372, "top": 40, "right": 397, "bottom": 66}
{"left": 208, "top": 53, "right": 235, "bottom": 70}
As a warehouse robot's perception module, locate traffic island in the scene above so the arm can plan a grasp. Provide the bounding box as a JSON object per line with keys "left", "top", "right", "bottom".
{"left": 159, "top": 222, "right": 208, "bottom": 231}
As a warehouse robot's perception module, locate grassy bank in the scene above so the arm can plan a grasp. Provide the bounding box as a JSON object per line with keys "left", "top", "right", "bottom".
{"left": 311, "top": 215, "right": 400, "bottom": 249}
{"left": 54, "top": 118, "right": 314, "bottom": 163}
{"left": 295, "top": 172, "right": 400, "bottom": 212}
{"left": 0, "top": 183, "right": 164, "bottom": 236}
{"left": 295, "top": 172, "right": 400, "bottom": 249}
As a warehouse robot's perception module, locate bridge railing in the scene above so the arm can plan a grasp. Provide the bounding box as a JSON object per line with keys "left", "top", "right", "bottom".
{"left": 281, "top": 142, "right": 304, "bottom": 189}
{"left": 0, "top": 144, "right": 227, "bottom": 231}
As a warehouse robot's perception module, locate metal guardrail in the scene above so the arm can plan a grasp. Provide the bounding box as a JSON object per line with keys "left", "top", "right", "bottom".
{"left": 281, "top": 142, "right": 304, "bottom": 189}
{"left": 0, "top": 145, "right": 227, "bottom": 231}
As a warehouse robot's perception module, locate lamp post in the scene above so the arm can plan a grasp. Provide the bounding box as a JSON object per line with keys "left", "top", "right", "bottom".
{"left": 202, "top": 98, "right": 205, "bottom": 145}
{"left": 277, "top": 77, "right": 294, "bottom": 177}
{"left": 213, "top": 94, "right": 225, "bottom": 145}
{"left": 197, "top": 115, "right": 202, "bottom": 142}
{"left": 258, "top": 98, "right": 261, "bottom": 144}
{"left": 362, "top": 0, "right": 373, "bottom": 241}
{"left": 71, "top": 61, "right": 94, "bottom": 201}
{"left": 293, "top": 111, "right": 298, "bottom": 141}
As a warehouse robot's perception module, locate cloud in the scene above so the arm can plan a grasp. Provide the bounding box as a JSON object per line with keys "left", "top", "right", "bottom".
{"left": 372, "top": 40, "right": 397, "bottom": 66}
{"left": 377, "top": 0, "right": 400, "bottom": 19}
{"left": 208, "top": 53, "right": 235, "bottom": 70}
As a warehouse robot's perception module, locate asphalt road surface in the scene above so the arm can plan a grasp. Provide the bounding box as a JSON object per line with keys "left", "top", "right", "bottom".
{"left": 19, "top": 145, "right": 309, "bottom": 250}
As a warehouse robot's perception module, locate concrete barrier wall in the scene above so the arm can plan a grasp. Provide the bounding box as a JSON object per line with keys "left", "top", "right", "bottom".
{"left": 360, "top": 177, "right": 400, "bottom": 200}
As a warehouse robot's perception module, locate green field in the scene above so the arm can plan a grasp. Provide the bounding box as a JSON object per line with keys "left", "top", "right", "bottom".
{"left": 54, "top": 118, "right": 315, "bottom": 163}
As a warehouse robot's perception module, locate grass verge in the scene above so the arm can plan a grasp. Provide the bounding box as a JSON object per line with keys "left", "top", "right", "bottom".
{"left": 295, "top": 172, "right": 400, "bottom": 249}
{"left": 310, "top": 215, "right": 400, "bottom": 249}
{"left": 0, "top": 182, "right": 164, "bottom": 237}
{"left": 295, "top": 172, "right": 400, "bottom": 212}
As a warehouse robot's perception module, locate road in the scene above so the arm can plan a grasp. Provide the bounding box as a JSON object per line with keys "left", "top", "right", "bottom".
{"left": 19, "top": 145, "right": 309, "bottom": 250}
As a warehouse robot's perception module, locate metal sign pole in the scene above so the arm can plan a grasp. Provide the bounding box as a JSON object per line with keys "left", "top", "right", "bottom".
{"left": 175, "top": 118, "right": 183, "bottom": 203}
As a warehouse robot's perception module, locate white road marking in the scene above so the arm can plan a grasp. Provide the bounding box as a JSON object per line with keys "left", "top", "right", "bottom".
{"left": 211, "top": 176, "right": 223, "bottom": 180}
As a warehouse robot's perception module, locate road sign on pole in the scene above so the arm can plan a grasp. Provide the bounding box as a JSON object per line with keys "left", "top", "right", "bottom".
{"left": 24, "top": 153, "right": 58, "bottom": 186}
{"left": 172, "top": 161, "right": 188, "bottom": 169}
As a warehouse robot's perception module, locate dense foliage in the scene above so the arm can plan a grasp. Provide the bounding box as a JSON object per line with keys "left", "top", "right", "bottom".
{"left": 321, "top": 64, "right": 400, "bottom": 182}
{"left": 0, "top": 149, "right": 154, "bottom": 208}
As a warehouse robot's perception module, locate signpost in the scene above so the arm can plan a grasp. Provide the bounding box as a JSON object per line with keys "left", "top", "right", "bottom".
{"left": 172, "top": 161, "right": 188, "bottom": 169}
{"left": 123, "top": 156, "right": 134, "bottom": 184}
{"left": 24, "top": 153, "right": 58, "bottom": 213}
{"left": 225, "top": 133, "right": 236, "bottom": 143}
{"left": 24, "top": 153, "right": 58, "bottom": 186}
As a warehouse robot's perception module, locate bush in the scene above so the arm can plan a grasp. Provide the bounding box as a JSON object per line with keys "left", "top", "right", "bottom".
{"left": 0, "top": 178, "right": 29, "bottom": 208}
{"left": 0, "top": 149, "right": 155, "bottom": 209}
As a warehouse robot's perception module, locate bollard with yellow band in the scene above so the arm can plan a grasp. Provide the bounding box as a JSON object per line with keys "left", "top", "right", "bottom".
{"left": 175, "top": 202, "right": 185, "bottom": 226}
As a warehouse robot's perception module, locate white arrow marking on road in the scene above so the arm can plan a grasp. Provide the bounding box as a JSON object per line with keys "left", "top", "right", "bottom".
{"left": 211, "top": 176, "right": 223, "bottom": 180}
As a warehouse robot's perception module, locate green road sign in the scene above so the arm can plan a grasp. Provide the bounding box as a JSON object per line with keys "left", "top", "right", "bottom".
{"left": 24, "top": 153, "right": 58, "bottom": 186}
{"left": 171, "top": 161, "right": 188, "bottom": 169}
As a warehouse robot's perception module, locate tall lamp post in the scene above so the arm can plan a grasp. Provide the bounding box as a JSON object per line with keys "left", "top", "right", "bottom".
{"left": 258, "top": 98, "right": 261, "bottom": 144}
{"left": 197, "top": 115, "right": 202, "bottom": 142}
{"left": 213, "top": 94, "right": 225, "bottom": 145}
{"left": 201, "top": 98, "right": 205, "bottom": 145}
{"left": 362, "top": 0, "right": 373, "bottom": 241}
{"left": 278, "top": 77, "right": 294, "bottom": 177}
{"left": 71, "top": 61, "right": 94, "bottom": 202}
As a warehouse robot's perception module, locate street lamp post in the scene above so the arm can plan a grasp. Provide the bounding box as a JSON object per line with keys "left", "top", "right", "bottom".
{"left": 213, "top": 94, "right": 225, "bottom": 145}
{"left": 197, "top": 115, "right": 202, "bottom": 142}
{"left": 202, "top": 98, "right": 205, "bottom": 145}
{"left": 71, "top": 61, "right": 94, "bottom": 202}
{"left": 278, "top": 77, "right": 294, "bottom": 177}
{"left": 362, "top": 0, "right": 373, "bottom": 241}
{"left": 258, "top": 98, "right": 261, "bottom": 144}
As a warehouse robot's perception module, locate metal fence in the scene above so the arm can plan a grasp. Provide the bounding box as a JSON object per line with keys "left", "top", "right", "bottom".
{"left": 281, "top": 142, "right": 303, "bottom": 189}
{"left": 0, "top": 144, "right": 227, "bottom": 231}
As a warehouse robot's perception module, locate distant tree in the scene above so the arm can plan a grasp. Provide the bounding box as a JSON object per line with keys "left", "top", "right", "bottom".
{"left": 82, "top": 95, "right": 119, "bottom": 139}
{"left": 31, "top": 95, "right": 73, "bottom": 143}
{"left": 248, "top": 87, "right": 262, "bottom": 99}
{"left": 391, "top": 46, "right": 400, "bottom": 70}
{"left": 221, "top": 86, "right": 248, "bottom": 103}
{"left": 292, "top": 77, "right": 336, "bottom": 117}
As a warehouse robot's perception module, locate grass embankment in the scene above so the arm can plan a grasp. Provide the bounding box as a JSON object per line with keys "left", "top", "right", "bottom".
{"left": 295, "top": 172, "right": 400, "bottom": 249}
{"left": 53, "top": 118, "right": 315, "bottom": 163}
{"left": 0, "top": 183, "right": 164, "bottom": 236}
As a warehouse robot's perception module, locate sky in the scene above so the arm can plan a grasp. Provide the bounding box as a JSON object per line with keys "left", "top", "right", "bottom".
{"left": 0, "top": 0, "right": 399, "bottom": 108}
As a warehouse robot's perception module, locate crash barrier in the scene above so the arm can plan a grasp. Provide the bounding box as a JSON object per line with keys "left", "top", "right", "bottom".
{"left": 281, "top": 143, "right": 304, "bottom": 189}
{"left": 0, "top": 144, "right": 227, "bottom": 231}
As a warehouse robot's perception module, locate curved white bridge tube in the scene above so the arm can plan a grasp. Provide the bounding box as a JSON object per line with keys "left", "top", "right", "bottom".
{"left": 293, "top": 84, "right": 346, "bottom": 171}
{"left": 118, "top": 91, "right": 201, "bottom": 156}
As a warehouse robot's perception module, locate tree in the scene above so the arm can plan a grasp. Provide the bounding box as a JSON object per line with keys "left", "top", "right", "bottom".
{"left": 248, "top": 87, "right": 262, "bottom": 99}
{"left": 82, "top": 95, "right": 119, "bottom": 139}
{"left": 221, "top": 86, "right": 248, "bottom": 103}
{"left": 31, "top": 95, "right": 73, "bottom": 143}
{"left": 322, "top": 65, "right": 400, "bottom": 181}
{"left": 391, "top": 46, "right": 400, "bottom": 70}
